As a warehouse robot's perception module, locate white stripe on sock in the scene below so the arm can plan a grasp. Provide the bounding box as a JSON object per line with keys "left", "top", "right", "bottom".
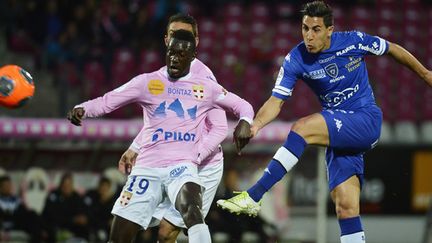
{"left": 341, "top": 231, "right": 365, "bottom": 243}
{"left": 273, "top": 146, "right": 298, "bottom": 172}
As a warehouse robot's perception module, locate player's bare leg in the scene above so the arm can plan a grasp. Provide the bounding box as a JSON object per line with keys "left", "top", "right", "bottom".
{"left": 331, "top": 175, "right": 361, "bottom": 219}
{"left": 331, "top": 176, "right": 365, "bottom": 242}
{"left": 217, "top": 113, "right": 329, "bottom": 216}
{"left": 175, "top": 182, "right": 211, "bottom": 242}
{"left": 108, "top": 215, "right": 141, "bottom": 243}
{"left": 158, "top": 219, "right": 181, "bottom": 243}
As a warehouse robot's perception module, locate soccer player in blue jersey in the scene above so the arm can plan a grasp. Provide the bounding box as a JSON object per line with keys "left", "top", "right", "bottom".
{"left": 217, "top": 1, "right": 432, "bottom": 242}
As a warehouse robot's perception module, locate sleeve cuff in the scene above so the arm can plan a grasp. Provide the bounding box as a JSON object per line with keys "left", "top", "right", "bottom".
{"left": 240, "top": 117, "right": 253, "bottom": 125}
{"left": 129, "top": 142, "right": 140, "bottom": 153}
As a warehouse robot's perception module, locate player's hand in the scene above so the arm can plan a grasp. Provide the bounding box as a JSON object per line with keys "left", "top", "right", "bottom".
{"left": 233, "top": 120, "right": 252, "bottom": 155}
{"left": 67, "top": 107, "right": 85, "bottom": 126}
{"left": 119, "top": 149, "right": 138, "bottom": 175}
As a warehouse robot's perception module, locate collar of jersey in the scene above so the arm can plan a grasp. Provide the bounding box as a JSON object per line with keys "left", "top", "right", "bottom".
{"left": 164, "top": 69, "right": 192, "bottom": 81}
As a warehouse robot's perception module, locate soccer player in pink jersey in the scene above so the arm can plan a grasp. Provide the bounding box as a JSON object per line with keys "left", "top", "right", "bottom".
{"left": 67, "top": 29, "right": 254, "bottom": 243}
{"left": 118, "top": 14, "right": 232, "bottom": 243}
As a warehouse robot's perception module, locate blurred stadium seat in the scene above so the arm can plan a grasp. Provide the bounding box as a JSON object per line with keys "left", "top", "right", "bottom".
{"left": 83, "top": 61, "right": 106, "bottom": 98}
{"left": 1, "top": 0, "right": 431, "bottom": 129}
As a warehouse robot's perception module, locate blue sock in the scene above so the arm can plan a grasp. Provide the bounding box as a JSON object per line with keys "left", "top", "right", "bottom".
{"left": 247, "top": 131, "right": 306, "bottom": 202}
{"left": 339, "top": 216, "right": 363, "bottom": 236}
{"left": 247, "top": 159, "right": 286, "bottom": 202}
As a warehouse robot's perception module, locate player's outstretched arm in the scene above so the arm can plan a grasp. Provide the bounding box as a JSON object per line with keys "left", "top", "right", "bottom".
{"left": 252, "top": 96, "right": 285, "bottom": 136}
{"left": 387, "top": 42, "right": 432, "bottom": 87}
{"left": 67, "top": 107, "right": 85, "bottom": 126}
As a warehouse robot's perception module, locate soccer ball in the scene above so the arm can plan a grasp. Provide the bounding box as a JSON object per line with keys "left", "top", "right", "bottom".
{"left": 0, "top": 65, "right": 35, "bottom": 108}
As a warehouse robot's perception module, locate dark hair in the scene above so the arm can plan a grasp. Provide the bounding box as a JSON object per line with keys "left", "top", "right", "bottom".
{"left": 171, "top": 29, "right": 196, "bottom": 47}
{"left": 59, "top": 172, "right": 72, "bottom": 186}
{"left": 167, "top": 13, "right": 198, "bottom": 37}
{"left": 99, "top": 176, "right": 111, "bottom": 186}
{"left": 0, "top": 175, "right": 11, "bottom": 184}
{"left": 301, "top": 1, "right": 333, "bottom": 27}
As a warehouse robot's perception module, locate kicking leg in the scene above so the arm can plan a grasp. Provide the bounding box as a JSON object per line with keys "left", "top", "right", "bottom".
{"left": 217, "top": 113, "right": 328, "bottom": 216}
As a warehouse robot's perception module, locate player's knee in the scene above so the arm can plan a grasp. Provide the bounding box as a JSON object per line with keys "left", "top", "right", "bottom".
{"left": 291, "top": 117, "right": 312, "bottom": 139}
{"left": 335, "top": 199, "right": 359, "bottom": 219}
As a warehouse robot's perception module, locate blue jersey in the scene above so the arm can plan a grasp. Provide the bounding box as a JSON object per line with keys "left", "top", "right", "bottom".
{"left": 273, "top": 31, "right": 389, "bottom": 110}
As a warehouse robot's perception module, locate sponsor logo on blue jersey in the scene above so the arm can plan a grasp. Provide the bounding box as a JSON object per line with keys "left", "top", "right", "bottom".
{"left": 345, "top": 57, "right": 362, "bottom": 72}
{"left": 170, "top": 166, "right": 187, "bottom": 177}
{"left": 358, "top": 42, "right": 380, "bottom": 55}
{"left": 302, "top": 69, "right": 326, "bottom": 80}
{"left": 336, "top": 45, "right": 356, "bottom": 56}
{"left": 152, "top": 128, "right": 196, "bottom": 142}
{"left": 318, "top": 55, "right": 336, "bottom": 64}
{"left": 320, "top": 84, "right": 360, "bottom": 107}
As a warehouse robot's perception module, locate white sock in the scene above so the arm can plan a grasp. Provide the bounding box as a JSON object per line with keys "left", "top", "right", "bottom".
{"left": 188, "top": 223, "right": 211, "bottom": 243}
{"left": 340, "top": 231, "right": 365, "bottom": 243}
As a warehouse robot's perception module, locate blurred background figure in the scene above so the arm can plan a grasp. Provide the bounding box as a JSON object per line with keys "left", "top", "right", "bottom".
{"left": 83, "top": 176, "right": 116, "bottom": 242}
{"left": 0, "top": 175, "right": 44, "bottom": 243}
{"left": 42, "top": 172, "right": 89, "bottom": 242}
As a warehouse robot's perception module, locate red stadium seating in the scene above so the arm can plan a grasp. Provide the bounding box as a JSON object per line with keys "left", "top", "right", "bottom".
{"left": 111, "top": 48, "right": 137, "bottom": 87}
{"left": 216, "top": 67, "right": 238, "bottom": 93}
{"left": 242, "top": 67, "right": 265, "bottom": 109}
{"left": 222, "top": 2, "right": 244, "bottom": 22}
{"left": 249, "top": 2, "right": 270, "bottom": 23}
{"left": 275, "top": 3, "right": 295, "bottom": 19}
{"left": 57, "top": 62, "right": 80, "bottom": 88}
{"left": 83, "top": 61, "right": 106, "bottom": 98}
{"left": 421, "top": 87, "right": 432, "bottom": 121}
{"left": 394, "top": 69, "right": 419, "bottom": 121}
{"left": 137, "top": 49, "right": 163, "bottom": 74}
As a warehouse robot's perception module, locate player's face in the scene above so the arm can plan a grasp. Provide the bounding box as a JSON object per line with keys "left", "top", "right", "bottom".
{"left": 166, "top": 38, "right": 196, "bottom": 79}
{"left": 302, "top": 16, "right": 333, "bottom": 53}
{"left": 165, "top": 22, "right": 199, "bottom": 47}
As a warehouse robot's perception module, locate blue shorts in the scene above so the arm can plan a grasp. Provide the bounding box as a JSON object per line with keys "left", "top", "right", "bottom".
{"left": 320, "top": 105, "right": 382, "bottom": 191}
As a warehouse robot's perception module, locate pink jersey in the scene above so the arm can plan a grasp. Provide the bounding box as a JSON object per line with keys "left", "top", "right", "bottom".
{"left": 130, "top": 59, "right": 227, "bottom": 167}
{"left": 78, "top": 64, "right": 254, "bottom": 168}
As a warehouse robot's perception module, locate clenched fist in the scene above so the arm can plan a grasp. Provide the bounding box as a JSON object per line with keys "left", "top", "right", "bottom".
{"left": 67, "top": 107, "right": 85, "bottom": 126}
{"left": 233, "top": 120, "right": 252, "bottom": 155}
{"left": 119, "top": 149, "right": 138, "bottom": 175}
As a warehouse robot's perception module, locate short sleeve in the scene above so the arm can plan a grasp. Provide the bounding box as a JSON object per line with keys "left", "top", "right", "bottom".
{"left": 272, "top": 51, "right": 301, "bottom": 100}
{"left": 355, "top": 31, "right": 389, "bottom": 56}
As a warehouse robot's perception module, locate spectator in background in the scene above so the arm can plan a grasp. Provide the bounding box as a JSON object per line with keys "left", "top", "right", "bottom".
{"left": 0, "top": 175, "right": 44, "bottom": 243}
{"left": 42, "top": 172, "right": 89, "bottom": 242}
{"left": 84, "top": 176, "right": 116, "bottom": 242}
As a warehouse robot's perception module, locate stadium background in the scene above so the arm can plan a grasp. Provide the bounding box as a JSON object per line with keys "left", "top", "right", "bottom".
{"left": 1, "top": 0, "right": 432, "bottom": 242}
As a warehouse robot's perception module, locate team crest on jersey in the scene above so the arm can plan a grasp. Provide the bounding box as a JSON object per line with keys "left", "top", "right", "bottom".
{"left": 192, "top": 85, "right": 204, "bottom": 100}
{"left": 119, "top": 191, "right": 133, "bottom": 207}
{"left": 324, "top": 63, "right": 339, "bottom": 78}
